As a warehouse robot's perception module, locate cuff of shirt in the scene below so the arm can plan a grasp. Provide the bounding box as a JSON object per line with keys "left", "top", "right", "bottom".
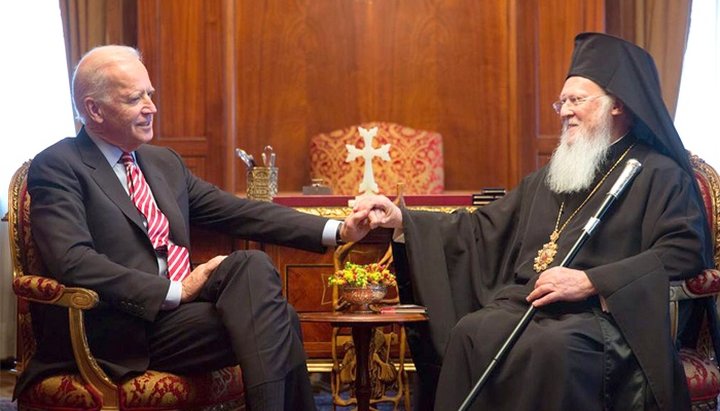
{"left": 161, "top": 280, "right": 182, "bottom": 310}
{"left": 322, "top": 219, "right": 343, "bottom": 246}
{"left": 392, "top": 227, "right": 405, "bottom": 243}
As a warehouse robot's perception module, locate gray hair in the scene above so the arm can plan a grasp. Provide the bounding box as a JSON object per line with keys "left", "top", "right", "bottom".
{"left": 71, "top": 45, "right": 142, "bottom": 124}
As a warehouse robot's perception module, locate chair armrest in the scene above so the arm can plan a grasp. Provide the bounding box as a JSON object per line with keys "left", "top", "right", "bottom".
{"left": 671, "top": 269, "right": 720, "bottom": 301}
{"left": 12, "top": 275, "right": 99, "bottom": 309}
{"left": 12, "top": 275, "right": 118, "bottom": 407}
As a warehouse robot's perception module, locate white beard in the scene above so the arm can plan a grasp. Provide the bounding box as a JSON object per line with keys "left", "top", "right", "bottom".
{"left": 546, "top": 102, "right": 614, "bottom": 194}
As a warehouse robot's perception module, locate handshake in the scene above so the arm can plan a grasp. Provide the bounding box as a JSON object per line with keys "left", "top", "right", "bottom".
{"left": 339, "top": 194, "right": 404, "bottom": 243}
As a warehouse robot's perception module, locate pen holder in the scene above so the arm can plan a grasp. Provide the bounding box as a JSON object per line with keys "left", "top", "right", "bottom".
{"left": 247, "top": 166, "right": 278, "bottom": 201}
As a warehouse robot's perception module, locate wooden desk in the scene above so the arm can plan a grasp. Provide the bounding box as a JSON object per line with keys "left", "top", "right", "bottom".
{"left": 299, "top": 312, "right": 428, "bottom": 411}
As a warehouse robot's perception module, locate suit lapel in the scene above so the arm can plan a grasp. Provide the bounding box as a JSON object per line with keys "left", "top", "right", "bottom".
{"left": 76, "top": 130, "right": 148, "bottom": 233}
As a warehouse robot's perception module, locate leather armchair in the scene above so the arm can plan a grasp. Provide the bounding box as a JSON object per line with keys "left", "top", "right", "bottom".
{"left": 8, "top": 160, "right": 245, "bottom": 410}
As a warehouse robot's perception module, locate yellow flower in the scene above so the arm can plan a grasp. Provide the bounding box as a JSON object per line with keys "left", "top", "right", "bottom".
{"left": 328, "top": 262, "right": 396, "bottom": 288}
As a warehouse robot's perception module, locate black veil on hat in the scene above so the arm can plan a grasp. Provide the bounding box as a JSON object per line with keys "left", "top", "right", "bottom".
{"left": 566, "top": 32, "right": 693, "bottom": 177}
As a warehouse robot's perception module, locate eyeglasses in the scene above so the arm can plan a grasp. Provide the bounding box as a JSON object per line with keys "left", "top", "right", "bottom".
{"left": 552, "top": 95, "right": 606, "bottom": 114}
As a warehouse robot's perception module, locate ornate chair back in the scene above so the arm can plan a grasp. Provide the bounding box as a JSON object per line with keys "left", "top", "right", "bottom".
{"left": 309, "top": 122, "right": 444, "bottom": 195}
{"left": 8, "top": 161, "right": 46, "bottom": 375}
{"left": 671, "top": 153, "right": 720, "bottom": 409}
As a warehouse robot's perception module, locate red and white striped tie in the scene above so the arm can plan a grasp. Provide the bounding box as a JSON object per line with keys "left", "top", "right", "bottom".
{"left": 120, "top": 152, "right": 191, "bottom": 281}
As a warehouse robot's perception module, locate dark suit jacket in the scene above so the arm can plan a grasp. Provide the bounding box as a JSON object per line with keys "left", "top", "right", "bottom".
{"left": 16, "top": 128, "right": 329, "bottom": 396}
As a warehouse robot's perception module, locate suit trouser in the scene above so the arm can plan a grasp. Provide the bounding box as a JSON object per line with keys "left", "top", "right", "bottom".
{"left": 147, "top": 250, "right": 316, "bottom": 411}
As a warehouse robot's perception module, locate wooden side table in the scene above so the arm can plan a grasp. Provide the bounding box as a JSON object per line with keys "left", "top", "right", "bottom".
{"left": 299, "top": 311, "right": 427, "bottom": 411}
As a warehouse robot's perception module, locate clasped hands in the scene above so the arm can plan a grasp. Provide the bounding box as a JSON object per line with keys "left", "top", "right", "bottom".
{"left": 343, "top": 193, "right": 404, "bottom": 235}
{"left": 342, "top": 193, "right": 598, "bottom": 308}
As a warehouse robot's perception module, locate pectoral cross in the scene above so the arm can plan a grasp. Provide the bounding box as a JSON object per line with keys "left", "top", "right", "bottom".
{"left": 345, "top": 126, "right": 391, "bottom": 194}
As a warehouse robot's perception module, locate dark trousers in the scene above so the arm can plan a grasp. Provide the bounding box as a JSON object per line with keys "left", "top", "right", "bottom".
{"left": 147, "top": 250, "right": 316, "bottom": 411}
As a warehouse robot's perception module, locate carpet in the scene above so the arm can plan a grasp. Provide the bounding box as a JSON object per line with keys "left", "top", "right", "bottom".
{"left": 0, "top": 398, "right": 14, "bottom": 411}
{"left": 314, "top": 390, "right": 407, "bottom": 411}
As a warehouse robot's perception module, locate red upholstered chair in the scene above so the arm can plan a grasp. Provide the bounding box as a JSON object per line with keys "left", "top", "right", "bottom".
{"left": 8, "top": 160, "right": 245, "bottom": 411}
{"left": 309, "top": 122, "right": 444, "bottom": 195}
{"left": 671, "top": 153, "right": 720, "bottom": 409}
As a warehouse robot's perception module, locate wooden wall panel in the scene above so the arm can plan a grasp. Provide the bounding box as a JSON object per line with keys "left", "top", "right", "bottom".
{"left": 233, "top": 0, "right": 514, "bottom": 192}
{"left": 535, "top": 0, "right": 605, "bottom": 165}
{"left": 507, "top": 0, "right": 539, "bottom": 181}
{"left": 138, "top": 0, "right": 226, "bottom": 186}
{"left": 136, "top": 0, "right": 606, "bottom": 192}
{"left": 434, "top": 1, "right": 512, "bottom": 190}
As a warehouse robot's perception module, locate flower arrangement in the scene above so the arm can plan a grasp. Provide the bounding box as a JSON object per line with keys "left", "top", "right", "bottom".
{"left": 328, "top": 262, "right": 397, "bottom": 288}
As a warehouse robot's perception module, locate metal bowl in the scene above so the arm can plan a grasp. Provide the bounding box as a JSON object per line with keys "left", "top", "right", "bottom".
{"left": 341, "top": 284, "right": 387, "bottom": 313}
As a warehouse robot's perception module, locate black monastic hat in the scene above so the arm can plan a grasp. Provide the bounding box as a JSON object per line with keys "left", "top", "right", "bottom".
{"left": 566, "top": 32, "right": 693, "bottom": 176}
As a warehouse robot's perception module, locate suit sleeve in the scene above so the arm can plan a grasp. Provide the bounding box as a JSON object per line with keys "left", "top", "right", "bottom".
{"left": 163, "top": 149, "right": 331, "bottom": 252}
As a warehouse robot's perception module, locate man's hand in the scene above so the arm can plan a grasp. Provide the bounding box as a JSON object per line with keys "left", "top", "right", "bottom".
{"left": 340, "top": 209, "right": 372, "bottom": 243}
{"left": 342, "top": 194, "right": 403, "bottom": 243}
{"left": 526, "top": 266, "right": 597, "bottom": 307}
{"left": 354, "top": 194, "right": 403, "bottom": 229}
{"left": 180, "top": 255, "right": 227, "bottom": 303}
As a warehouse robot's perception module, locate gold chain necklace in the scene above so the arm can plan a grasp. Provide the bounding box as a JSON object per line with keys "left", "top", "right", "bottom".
{"left": 533, "top": 144, "right": 635, "bottom": 273}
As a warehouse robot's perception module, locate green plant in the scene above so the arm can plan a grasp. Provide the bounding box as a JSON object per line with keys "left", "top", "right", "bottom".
{"left": 328, "top": 262, "right": 397, "bottom": 288}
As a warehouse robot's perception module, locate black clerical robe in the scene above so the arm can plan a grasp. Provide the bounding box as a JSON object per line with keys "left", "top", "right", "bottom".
{"left": 394, "top": 137, "right": 710, "bottom": 410}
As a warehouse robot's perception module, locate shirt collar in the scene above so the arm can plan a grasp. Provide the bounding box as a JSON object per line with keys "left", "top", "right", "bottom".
{"left": 87, "top": 133, "right": 133, "bottom": 165}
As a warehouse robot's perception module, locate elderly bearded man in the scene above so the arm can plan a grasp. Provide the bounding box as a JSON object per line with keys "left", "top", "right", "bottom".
{"left": 345, "top": 33, "right": 714, "bottom": 410}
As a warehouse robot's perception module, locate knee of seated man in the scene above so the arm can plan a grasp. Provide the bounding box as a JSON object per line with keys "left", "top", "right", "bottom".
{"left": 449, "top": 312, "right": 487, "bottom": 344}
{"left": 523, "top": 322, "right": 599, "bottom": 358}
{"left": 239, "top": 250, "right": 275, "bottom": 270}
{"left": 233, "top": 249, "right": 273, "bottom": 265}
{"left": 286, "top": 303, "right": 298, "bottom": 321}
{"left": 229, "top": 250, "right": 279, "bottom": 277}
{"left": 220, "top": 250, "right": 286, "bottom": 297}
{"left": 452, "top": 306, "right": 515, "bottom": 335}
{"left": 286, "top": 304, "right": 303, "bottom": 335}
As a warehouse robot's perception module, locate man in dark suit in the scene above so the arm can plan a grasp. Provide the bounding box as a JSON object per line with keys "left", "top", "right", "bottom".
{"left": 17, "top": 45, "right": 370, "bottom": 411}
